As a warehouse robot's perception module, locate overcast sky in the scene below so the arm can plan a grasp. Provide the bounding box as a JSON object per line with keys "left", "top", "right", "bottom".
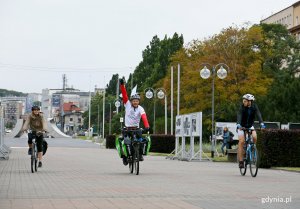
{"left": 0, "top": 0, "right": 297, "bottom": 93}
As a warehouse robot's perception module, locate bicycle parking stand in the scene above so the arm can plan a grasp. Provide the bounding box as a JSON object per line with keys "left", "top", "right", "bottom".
{"left": 0, "top": 117, "right": 10, "bottom": 160}
{"left": 0, "top": 146, "right": 9, "bottom": 160}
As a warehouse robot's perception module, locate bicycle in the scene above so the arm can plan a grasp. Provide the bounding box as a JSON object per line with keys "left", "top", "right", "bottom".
{"left": 239, "top": 127, "right": 259, "bottom": 177}
{"left": 116, "top": 128, "right": 151, "bottom": 175}
{"left": 28, "top": 130, "right": 44, "bottom": 173}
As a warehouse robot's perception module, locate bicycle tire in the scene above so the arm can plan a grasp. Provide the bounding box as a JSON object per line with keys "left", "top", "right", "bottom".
{"left": 250, "top": 145, "right": 259, "bottom": 177}
{"left": 31, "top": 146, "right": 35, "bottom": 173}
{"left": 129, "top": 157, "right": 134, "bottom": 174}
{"left": 238, "top": 148, "right": 247, "bottom": 176}
{"left": 35, "top": 145, "right": 38, "bottom": 172}
{"left": 134, "top": 144, "right": 139, "bottom": 175}
{"left": 239, "top": 159, "right": 247, "bottom": 176}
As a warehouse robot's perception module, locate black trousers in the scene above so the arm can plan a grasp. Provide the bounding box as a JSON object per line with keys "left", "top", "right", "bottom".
{"left": 28, "top": 133, "right": 43, "bottom": 153}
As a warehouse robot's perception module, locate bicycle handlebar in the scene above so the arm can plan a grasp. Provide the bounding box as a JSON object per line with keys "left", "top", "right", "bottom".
{"left": 121, "top": 127, "right": 150, "bottom": 135}
{"left": 27, "top": 130, "right": 47, "bottom": 137}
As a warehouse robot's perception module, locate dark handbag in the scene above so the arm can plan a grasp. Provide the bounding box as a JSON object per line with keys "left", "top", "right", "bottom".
{"left": 229, "top": 131, "right": 234, "bottom": 142}
{"left": 42, "top": 139, "right": 48, "bottom": 155}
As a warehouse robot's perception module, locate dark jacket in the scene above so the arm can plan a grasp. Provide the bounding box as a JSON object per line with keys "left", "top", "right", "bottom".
{"left": 237, "top": 103, "right": 263, "bottom": 128}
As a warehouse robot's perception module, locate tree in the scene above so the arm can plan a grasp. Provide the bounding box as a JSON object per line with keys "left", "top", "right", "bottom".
{"left": 258, "top": 24, "right": 300, "bottom": 123}
{"left": 157, "top": 26, "right": 275, "bottom": 138}
{"left": 106, "top": 74, "right": 119, "bottom": 96}
{"left": 260, "top": 71, "right": 300, "bottom": 123}
{"left": 127, "top": 33, "right": 184, "bottom": 92}
{"left": 0, "top": 89, "right": 27, "bottom": 97}
{"left": 163, "top": 26, "right": 272, "bottom": 120}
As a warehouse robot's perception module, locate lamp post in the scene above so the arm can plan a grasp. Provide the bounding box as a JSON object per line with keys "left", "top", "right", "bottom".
{"left": 114, "top": 99, "right": 121, "bottom": 131}
{"left": 102, "top": 88, "right": 105, "bottom": 139}
{"left": 97, "top": 104, "right": 100, "bottom": 137}
{"left": 144, "top": 87, "right": 167, "bottom": 134}
{"left": 108, "top": 103, "right": 112, "bottom": 135}
{"left": 199, "top": 63, "right": 229, "bottom": 158}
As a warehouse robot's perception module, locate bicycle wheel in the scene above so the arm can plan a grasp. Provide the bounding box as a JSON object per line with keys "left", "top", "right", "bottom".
{"left": 238, "top": 148, "right": 247, "bottom": 176}
{"left": 250, "top": 145, "right": 259, "bottom": 177}
{"left": 128, "top": 157, "right": 134, "bottom": 174}
{"left": 31, "top": 146, "right": 35, "bottom": 173}
{"left": 239, "top": 159, "right": 247, "bottom": 176}
{"left": 133, "top": 144, "right": 139, "bottom": 175}
{"left": 34, "top": 145, "right": 38, "bottom": 172}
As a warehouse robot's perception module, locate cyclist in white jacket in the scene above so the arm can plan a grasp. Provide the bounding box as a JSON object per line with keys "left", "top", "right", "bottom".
{"left": 119, "top": 79, "right": 150, "bottom": 164}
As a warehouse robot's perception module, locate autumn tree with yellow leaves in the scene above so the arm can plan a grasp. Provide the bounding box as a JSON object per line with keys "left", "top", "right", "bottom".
{"left": 159, "top": 26, "right": 272, "bottom": 134}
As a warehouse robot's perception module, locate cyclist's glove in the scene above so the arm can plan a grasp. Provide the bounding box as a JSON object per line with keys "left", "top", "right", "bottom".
{"left": 119, "top": 79, "right": 124, "bottom": 85}
{"left": 260, "top": 123, "right": 266, "bottom": 129}
{"left": 144, "top": 127, "right": 150, "bottom": 133}
{"left": 236, "top": 124, "right": 242, "bottom": 130}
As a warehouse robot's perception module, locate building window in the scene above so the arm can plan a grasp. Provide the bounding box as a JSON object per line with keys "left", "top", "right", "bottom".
{"left": 70, "top": 118, "right": 73, "bottom": 122}
{"left": 78, "top": 118, "right": 81, "bottom": 123}
{"left": 296, "top": 16, "right": 299, "bottom": 25}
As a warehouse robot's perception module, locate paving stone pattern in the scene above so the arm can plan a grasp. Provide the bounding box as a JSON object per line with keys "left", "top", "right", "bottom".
{"left": 0, "top": 137, "right": 299, "bottom": 209}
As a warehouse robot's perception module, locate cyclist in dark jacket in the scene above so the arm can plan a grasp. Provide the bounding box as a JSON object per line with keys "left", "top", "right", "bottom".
{"left": 22, "top": 105, "right": 47, "bottom": 168}
{"left": 237, "top": 94, "right": 265, "bottom": 168}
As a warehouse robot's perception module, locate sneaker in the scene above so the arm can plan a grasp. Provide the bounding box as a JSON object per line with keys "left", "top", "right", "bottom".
{"left": 122, "top": 157, "right": 128, "bottom": 166}
{"left": 239, "top": 161, "right": 244, "bottom": 168}
{"left": 38, "top": 161, "right": 42, "bottom": 168}
{"left": 139, "top": 155, "right": 144, "bottom": 161}
{"left": 28, "top": 148, "right": 32, "bottom": 155}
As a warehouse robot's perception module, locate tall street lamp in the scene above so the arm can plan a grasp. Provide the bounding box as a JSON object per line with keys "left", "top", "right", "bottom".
{"left": 107, "top": 103, "right": 112, "bottom": 135}
{"left": 145, "top": 87, "right": 167, "bottom": 134}
{"left": 114, "top": 99, "right": 121, "bottom": 131}
{"left": 199, "top": 63, "right": 229, "bottom": 158}
{"left": 102, "top": 88, "right": 105, "bottom": 139}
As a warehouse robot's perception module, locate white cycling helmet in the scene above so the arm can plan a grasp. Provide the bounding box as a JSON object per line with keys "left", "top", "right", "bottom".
{"left": 242, "top": 94, "right": 255, "bottom": 101}
{"left": 130, "top": 94, "right": 140, "bottom": 101}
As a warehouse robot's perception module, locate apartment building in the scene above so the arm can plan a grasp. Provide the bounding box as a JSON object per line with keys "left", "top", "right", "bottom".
{"left": 261, "top": 1, "right": 300, "bottom": 40}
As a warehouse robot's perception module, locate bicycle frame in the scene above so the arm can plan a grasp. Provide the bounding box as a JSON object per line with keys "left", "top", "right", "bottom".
{"left": 240, "top": 127, "right": 259, "bottom": 177}
{"left": 243, "top": 128, "right": 257, "bottom": 162}
{"left": 30, "top": 133, "right": 38, "bottom": 173}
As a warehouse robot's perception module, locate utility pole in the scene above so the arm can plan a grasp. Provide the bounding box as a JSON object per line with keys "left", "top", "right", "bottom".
{"left": 62, "top": 74, "right": 67, "bottom": 91}
{"left": 88, "top": 90, "right": 91, "bottom": 138}
{"left": 116, "top": 74, "right": 119, "bottom": 114}
{"left": 102, "top": 89, "right": 105, "bottom": 138}
{"left": 109, "top": 103, "right": 112, "bottom": 135}
{"left": 171, "top": 66, "right": 174, "bottom": 135}
{"left": 177, "top": 63, "right": 180, "bottom": 116}
{"left": 97, "top": 104, "right": 100, "bottom": 137}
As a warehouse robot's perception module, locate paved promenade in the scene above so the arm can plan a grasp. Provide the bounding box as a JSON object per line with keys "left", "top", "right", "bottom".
{"left": 0, "top": 137, "right": 299, "bottom": 209}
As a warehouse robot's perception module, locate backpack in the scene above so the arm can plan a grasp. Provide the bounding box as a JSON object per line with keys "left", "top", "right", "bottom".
{"left": 229, "top": 131, "right": 234, "bottom": 142}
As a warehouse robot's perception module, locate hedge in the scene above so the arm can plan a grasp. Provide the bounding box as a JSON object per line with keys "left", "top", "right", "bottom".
{"left": 149, "top": 134, "right": 175, "bottom": 153}
{"left": 105, "top": 134, "right": 175, "bottom": 153}
{"left": 106, "top": 135, "right": 116, "bottom": 149}
{"left": 257, "top": 130, "right": 300, "bottom": 168}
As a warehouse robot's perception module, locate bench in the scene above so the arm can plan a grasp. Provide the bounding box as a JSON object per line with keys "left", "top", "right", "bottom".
{"left": 227, "top": 149, "right": 237, "bottom": 162}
